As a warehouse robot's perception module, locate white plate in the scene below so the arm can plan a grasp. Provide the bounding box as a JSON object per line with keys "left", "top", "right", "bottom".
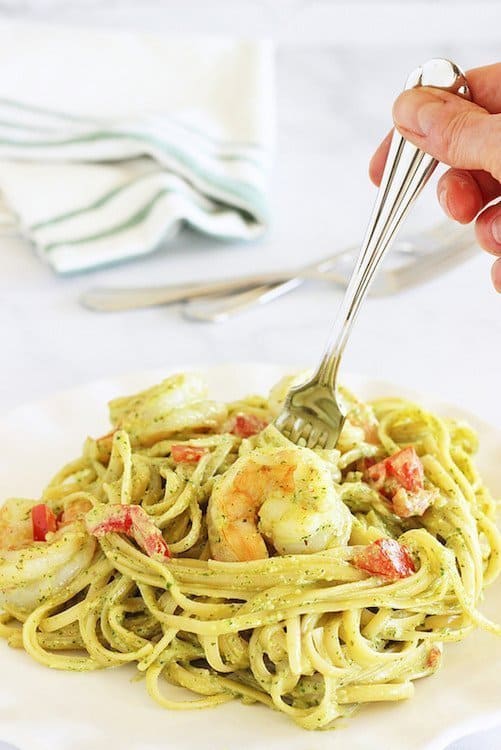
{"left": 0, "top": 364, "right": 499, "bottom": 750}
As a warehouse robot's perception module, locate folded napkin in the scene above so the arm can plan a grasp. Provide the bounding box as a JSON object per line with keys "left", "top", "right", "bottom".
{"left": 0, "top": 23, "right": 274, "bottom": 273}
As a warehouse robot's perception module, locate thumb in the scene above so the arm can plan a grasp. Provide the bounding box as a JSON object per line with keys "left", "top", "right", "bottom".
{"left": 392, "top": 87, "right": 501, "bottom": 182}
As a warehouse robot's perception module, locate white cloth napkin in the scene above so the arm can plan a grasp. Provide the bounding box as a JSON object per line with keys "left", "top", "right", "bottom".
{"left": 0, "top": 22, "right": 274, "bottom": 273}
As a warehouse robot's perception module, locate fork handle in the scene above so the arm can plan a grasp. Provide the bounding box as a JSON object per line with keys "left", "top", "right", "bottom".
{"left": 316, "top": 58, "right": 471, "bottom": 388}
{"left": 82, "top": 269, "right": 335, "bottom": 312}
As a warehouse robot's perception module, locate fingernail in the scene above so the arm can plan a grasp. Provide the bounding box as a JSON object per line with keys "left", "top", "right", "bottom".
{"left": 393, "top": 90, "right": 445, "bottom": 136}
{"left": 491, "top": 214, "right": 501, "bottom": 245}
{"left": 438, "top": 187, "right": 451, "bottom": 218}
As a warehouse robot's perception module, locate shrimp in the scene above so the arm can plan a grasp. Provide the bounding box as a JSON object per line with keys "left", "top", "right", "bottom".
{"left": 0, "top": 498, "right": 96, "bottom": 613}
{"left": 58, "top": 498, "right": 94, "bottom": 527}
{"left": 207, "top": 438, "right": 352, "bottom": 562}
{"left": 0, "top": 498, "right": 34, "bottom": 550}
{"left": 107, "top": 373, "right": 228, "bottom": 446}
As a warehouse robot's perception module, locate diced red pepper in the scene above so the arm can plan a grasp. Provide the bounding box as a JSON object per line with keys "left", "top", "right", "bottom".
{"left": 227, "top": 413, "right": 268, "bottom": 438}
{"left": 368, "top": 447, "right": 424, "bottom": 494}
{"left": 352, "top": 538, "right": 416, "bottom": 579}
{"left": 171, "top": 444, "right": 208, "bottom": 463}
{"left": 365, "top": 447, "right": 436, "bottom": 518}
{"left": 386, "top": 447, "right": 424, "bottom": 492}
{"left": 31, "top": 503, "right": 57, "bottom": 541}
{"left": 130, "top": 506, "right": 170, "bottom": 559}
{"left": 86, "top": 504, "right": 170, "bottom": 560}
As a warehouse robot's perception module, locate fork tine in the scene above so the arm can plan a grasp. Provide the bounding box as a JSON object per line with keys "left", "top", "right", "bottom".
{"left": 274, "top": 411, "right": 293, "bottom": 435}
{"left": 289, "top": 418, "right": 309, "bottom": 445}
{"left": 306, "top": 426, "right": 321, "bottom": 449}
{"left": 298, "top": 424, "right": 308, "bottom": 445}
{"left": 317, "top": 432, "right": 329, "bottom": 450}
{"left": 323, "top": 433, "right": 339, "bottom": 450}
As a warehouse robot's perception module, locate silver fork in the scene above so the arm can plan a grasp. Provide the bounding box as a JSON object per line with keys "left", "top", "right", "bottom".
{"left": 274, "top": 58, "right": 470, "bottom": 450}
{"left": 182, "top": 222, "right": 477, "bottom": 322}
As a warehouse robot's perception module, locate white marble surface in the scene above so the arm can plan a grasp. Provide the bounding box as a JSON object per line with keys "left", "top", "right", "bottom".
{"left": 0, "top": 3, "right": 500, "bottom": 749}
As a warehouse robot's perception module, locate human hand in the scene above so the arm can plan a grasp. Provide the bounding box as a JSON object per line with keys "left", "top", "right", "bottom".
{"left": 369, "top": 63, "right": 501, "bottom": 292}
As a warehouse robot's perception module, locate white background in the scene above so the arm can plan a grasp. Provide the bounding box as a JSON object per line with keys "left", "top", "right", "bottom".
{"left": 0, "top": 2, "right": 499, "bottom": 748}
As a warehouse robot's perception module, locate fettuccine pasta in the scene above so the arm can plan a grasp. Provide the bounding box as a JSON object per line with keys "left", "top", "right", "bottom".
{"left": 0, "top": 372, "right": 499, "bottom": 730}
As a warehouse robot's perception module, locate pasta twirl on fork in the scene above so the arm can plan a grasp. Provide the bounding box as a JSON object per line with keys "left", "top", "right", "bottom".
{"left": 0, "top": 372, "right": 499, "bottom": 730}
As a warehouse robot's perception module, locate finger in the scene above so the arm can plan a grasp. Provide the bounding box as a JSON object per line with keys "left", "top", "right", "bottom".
{"left": 491, "top": 258, "right": 501, "bottom": 293}
{"left": 437, "top": 169, "right": 501, "bottom": 223}
{"left": 392, "top": 87, "right": 501, "bottom": 181}
{"left": 437, "top": 170, "right": 484, "bottom": 224}
{"left": 369, "top": 130, "right": 392, "bottom": 186}
{"left": 474, "top": 202, "right": 501, "bottom": 256}
{"left": 370, "top": 63, "right": 501, "bottom": 186}
{"left": 466, "top": 63, "right": 501, "bottom": 114}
